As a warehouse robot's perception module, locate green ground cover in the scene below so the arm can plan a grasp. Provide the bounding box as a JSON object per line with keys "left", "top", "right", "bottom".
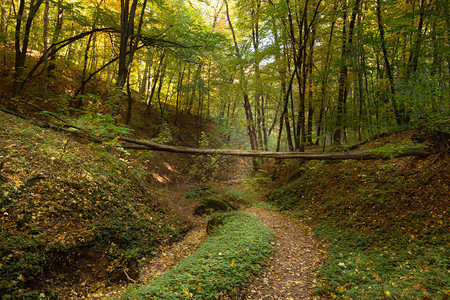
{"left": 121, "top": 212, "right": 274, "bottom": 299}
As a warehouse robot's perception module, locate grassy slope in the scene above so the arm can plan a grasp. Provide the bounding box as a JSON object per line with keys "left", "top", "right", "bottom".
{"left": 265, "top": 132, "right": 449, "bottom": 299}
{"left": 0, "top": 111, "right": 190, "bottom": 299}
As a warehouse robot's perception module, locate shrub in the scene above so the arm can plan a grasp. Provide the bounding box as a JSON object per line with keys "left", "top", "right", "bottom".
{"left": 186, "top": 186, "right": 235, "bottom": 215}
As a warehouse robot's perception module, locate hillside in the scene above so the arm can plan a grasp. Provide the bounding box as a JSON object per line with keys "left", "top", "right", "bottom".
{"left": 261, "top": 131, "right": 449, "bottom": 299}
{"left": 0, "top": 108, "right": 208, "bottom": 299}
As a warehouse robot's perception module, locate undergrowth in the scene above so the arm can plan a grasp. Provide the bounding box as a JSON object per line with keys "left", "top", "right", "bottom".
{"left": 121, "top": 212, "right": 274, "bottom": 299}
{"left": 185, "top": 186, "right": 236, "bottom": 214}
{"left": 314, "top": 221, "right": 449, "bottom": 299}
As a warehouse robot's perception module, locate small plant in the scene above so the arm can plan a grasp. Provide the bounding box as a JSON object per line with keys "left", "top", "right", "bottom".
{"left": 152, "top": 121, "right": 173, "bottom": 144}
{"left": 314, "top": 222, "right": 449, "bottom": 299}
{"left": 0, "top": 111, "right": 188, "bottom": 298}
{"left": 70, "top": 113, "right": 133, "bottom": 138}
{"left": 242, "top": 169, "right": 272, "bottom": 193}
{"left": 185, "top": 186, "right": 235, "bottom": 215}
{"left": 251, "top": 201, "right": 280, "bottom": 211}
{"left": 265, "top": 176, "right": 305, "bottom": 210}
{"left": 184, "top": 185, "right": 213, "bottom": 200}
{"left": 219, "top": 187, "right": 253, "bottom": 205}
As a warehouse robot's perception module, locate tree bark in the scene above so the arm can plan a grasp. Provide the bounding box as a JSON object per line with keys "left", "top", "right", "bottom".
{"left": 48, "top": 0, "right": 64, "bottom": 77}
{"left": 175, "top": 65, "right": 186, "bottom": 124}
{"left": 43, "top": 0, "right": 49, "bottom": 100}
{"left": 334, "top": 0, "right": 361, "bottom": 144}
{"left": 316, "top": 11, "right": 336, "bottom": 143}
{"left": 146, "top": 50, "right": 165, "bottom": 112}
{"left": 225, "top": 0, "right": 259, "bottom": 167}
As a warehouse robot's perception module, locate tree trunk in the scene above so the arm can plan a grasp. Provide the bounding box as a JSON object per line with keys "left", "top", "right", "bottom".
{"left": 48, "top": 0, "right": 64, "bottom": 77}
{"left": 316, "top": 14, "right": 335, "bottom": 144}
{"left": 278, "top": 69, "right": 297, "bottom": 152}
{"left": 306, "top": 27, "right": 315, "bottom": 145}
{"left": 225, "top": 0, "right": 259, "bottom": 167}
{"left": 357, "top": 3, "right": 365, "bottom": 141}
{"left": 175, "top": 65, "right": 186, "bottom": 124}
{"left": 244, "top": 94, "right": 258, "bottom": 151}
{"left": 157, "top": 63, "right": 168, "bottom": 118}
{"left": 406, "top": 0, "right": 426, "bottom": 78}
{"left": 43, "top": 0, "right": 49, "bottom": 100}
{"left": 376, "top": 0, "right": 402, "bottom": 125}
{"left": 334, "top": 1, "right": 348, "bottom": 145}
{"left": 140, "top": 54, "right": 150, "bottom": 95}
{"left": 334, "top": 0, "right": 361, "bottom": 144}
{"left": 146, "top": 50, "right": 165, "bottom": 112}
{"left": 261, "top": 95, "right": 268, "bottom": 151}
{"left": 13, "top": 0, "right": 44, "bottom": 97}
{"left": 125, "top": 75, "right": 133, "bottom": 124}
{"left": 117, "top": 0, "right": 138, "bottom": 89}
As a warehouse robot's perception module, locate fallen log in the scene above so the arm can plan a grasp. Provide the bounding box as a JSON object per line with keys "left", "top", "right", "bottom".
{"left": 0, "top": 108, "right": 431, "bottom": 161}
{"left": 119, "top": 137, "right": 430, "bottom": 160}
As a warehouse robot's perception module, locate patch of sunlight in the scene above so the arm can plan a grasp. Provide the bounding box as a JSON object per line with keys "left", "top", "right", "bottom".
{"left": 151, "top": 172, "right": 171, "bottom": 183}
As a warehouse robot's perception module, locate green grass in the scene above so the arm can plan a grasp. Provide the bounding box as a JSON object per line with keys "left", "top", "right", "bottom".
{"left": 121, "top": 212, "right": 274, "bottom": 299}
{"left": 219, "top": 187, "right": 254, "bottom": 205}
{"left": 250, "top": 201, "right": 280, "bottom": 212}
{"left": 266, "top": 175, "right": 307, "bottom": 210}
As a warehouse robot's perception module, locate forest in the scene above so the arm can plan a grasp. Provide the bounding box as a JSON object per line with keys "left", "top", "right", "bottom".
{"left": 0, "top": 0, "right": 449, "bottom": 299}
{"left": 1, "top": 0, "right": 447, "bottom": 148}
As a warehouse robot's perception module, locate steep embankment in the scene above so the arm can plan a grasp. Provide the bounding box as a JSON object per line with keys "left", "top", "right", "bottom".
{"left": 264, "top": 131, "right": 449, "bottom": 299}
{"left": 0, "top": 110, "right": 192, "bottom": 299}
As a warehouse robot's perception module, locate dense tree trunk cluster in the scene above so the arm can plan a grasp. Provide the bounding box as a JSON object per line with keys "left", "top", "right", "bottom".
{"left": 1, "top": 0, "right": 447, "bottom": 153}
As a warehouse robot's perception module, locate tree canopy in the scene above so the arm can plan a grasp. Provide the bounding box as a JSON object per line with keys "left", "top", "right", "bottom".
{"left": 1, "top": 0, "right": 448, "bottom": 151}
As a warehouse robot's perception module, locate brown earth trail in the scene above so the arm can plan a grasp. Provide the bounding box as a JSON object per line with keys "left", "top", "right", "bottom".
{"left": 240, "top": 207, "right": 327, "bottom": 300}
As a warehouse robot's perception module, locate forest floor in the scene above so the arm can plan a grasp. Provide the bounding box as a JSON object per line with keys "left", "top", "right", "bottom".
{"left": 92, "top": 198, "right": 328, "bottom": 300}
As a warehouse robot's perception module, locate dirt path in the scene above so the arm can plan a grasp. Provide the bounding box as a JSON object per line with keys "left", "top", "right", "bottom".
{"left": 241, "top": 207, "right": 327, "bottom": 300}
{"left": 91, "top": 188, "right": 326, "bottom": 300}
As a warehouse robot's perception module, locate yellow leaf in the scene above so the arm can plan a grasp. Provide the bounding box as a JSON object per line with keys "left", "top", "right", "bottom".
{"left": 385, "top": 290, "right": 390, "bottom": 296}
{"left": 182, "top": 288, "right": 192, "bottom": 297}
{"left": 231, "top": 259, "right": 236, "bottom": 268}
